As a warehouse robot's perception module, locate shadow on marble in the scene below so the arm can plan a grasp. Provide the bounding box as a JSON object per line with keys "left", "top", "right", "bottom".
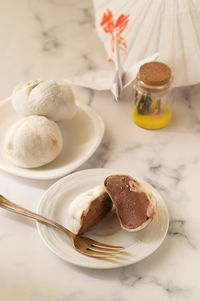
{"left": 160, "top": 83, "right": 200, "bottom": 133}
{"left": 68, "top": 235, "right": 171, "bottom": 281}
{"left": 77, "top": 130, "right": 113, "bottom": 171}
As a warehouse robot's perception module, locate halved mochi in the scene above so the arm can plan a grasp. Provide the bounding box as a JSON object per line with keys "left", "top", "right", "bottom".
{"left": 68, "top": 186, "right": 112, "bottom": 235}
{"left": 104, "top": 175, "right": 156, "bottom": 231}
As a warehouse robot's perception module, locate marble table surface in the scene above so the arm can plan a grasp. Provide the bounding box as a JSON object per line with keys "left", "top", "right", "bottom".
{"left": 1, "top": 0, "right": 200, "bottom": 300}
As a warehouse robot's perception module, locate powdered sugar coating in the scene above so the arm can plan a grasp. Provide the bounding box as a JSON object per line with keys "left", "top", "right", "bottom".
{"left": 67, "top": 185, "right": 106, "bottom": 234}
{"left": 12, "top": 80, "right": 77, "bottom": 121}
{"left": 4, "top": 115, "right": 63, "bottom": 168}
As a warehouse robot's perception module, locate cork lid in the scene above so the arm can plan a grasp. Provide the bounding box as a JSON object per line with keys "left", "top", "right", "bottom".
{"left": 139, "top": 62, "right": 172, "bottom": 86}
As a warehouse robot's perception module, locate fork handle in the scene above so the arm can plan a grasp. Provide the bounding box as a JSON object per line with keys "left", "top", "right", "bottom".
{"left": 0, "top": 195, "right": 74, "bottom": 239}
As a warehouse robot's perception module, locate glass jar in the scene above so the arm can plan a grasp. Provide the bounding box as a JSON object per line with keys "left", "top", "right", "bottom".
{"left": 133, "top": 62, "right": 173, "bottom": 130}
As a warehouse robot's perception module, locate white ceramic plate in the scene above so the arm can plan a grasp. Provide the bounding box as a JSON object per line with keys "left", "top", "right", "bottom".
{"left": 37, "top": 168, "right": 169, "bottom": 269}
{"left": 0, "top": 98, "right": 104, "bottom": 180}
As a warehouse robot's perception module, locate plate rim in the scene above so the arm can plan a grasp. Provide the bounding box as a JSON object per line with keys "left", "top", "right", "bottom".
{"left": 0, "top": 98, "right": 104, "bottom": 180}
{"left": 37, "top": 168, "right": 169, "bottom": 269}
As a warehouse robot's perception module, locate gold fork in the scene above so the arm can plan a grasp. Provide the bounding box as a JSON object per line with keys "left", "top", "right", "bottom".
{"left": 0, "top": 195, "right": 124, "bottom": 258}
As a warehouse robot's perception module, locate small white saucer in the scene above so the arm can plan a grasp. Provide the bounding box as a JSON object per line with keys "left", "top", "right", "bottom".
{"left": 0, "top": 98, "right": 104, "bottom": 180}
{"left": 37, "top": 168, "right": 169, "bottom": 269}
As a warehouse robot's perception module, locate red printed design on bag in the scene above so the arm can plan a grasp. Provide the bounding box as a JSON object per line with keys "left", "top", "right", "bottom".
{"left": 100, "top": 9, "right": 130, "bottom": 54}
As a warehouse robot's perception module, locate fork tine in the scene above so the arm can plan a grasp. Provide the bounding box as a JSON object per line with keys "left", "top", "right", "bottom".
{"left": 88, "top": 246, "right": 122, "bottom": 254}
{"left": 91, "top": 240, "right": 124, "bottom": 250}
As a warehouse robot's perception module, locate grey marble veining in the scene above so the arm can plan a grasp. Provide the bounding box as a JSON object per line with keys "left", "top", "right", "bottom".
{"left": 0, "top": 0, "right": 200, "bottom": 300}
{"left": 168, "top": 220, "right": 195, "bottom": 248}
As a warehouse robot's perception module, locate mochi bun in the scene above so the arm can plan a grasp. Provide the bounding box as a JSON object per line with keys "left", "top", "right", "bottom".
{"left": 4, "top": 115, "right": 63, "bottom": 168}
{"left": 12, "top": 80, "right": 77, "bottom": 121}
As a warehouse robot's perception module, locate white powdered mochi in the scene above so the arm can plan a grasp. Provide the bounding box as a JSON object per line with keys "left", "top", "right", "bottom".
{"left": 12, "top": 80, "right": 77, "bottom": 121}
{"left": 4, "top": 115, "right": 63, "bottom": 168}
{"left": 67, "top": 185, "right": 106, "bottom": 234}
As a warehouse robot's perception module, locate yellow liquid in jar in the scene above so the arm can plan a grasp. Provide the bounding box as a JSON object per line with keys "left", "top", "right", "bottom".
{"left": 133, "top": 100, "right": 171, "bottom": 130}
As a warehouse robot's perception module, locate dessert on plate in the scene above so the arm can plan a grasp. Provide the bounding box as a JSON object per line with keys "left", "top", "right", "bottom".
{"left": 68, "top": 185, "right": 113, "bottom": 235}
{"left": 67, "top": 174, "right": 157, "bottom": 235}
{"left": 4, "top": 115, "right": 63, "bottom": 168}
{"left": 104, "top": 174, "right": 157, "bottom": 231}
{"left": 12, "top": 79, "right": 77, "bottom": 121}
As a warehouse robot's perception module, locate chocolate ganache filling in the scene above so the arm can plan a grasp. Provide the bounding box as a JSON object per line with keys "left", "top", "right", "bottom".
{"left": 104, "top": 175, "right": 150, "bottom": 229}
{"left": 78, "top": 192, "right": 112, "bottom": 235}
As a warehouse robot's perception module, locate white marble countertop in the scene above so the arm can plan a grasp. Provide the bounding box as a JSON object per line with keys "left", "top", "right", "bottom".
{"left": 1, "top": 1, "right": 200, "bottom": 300}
